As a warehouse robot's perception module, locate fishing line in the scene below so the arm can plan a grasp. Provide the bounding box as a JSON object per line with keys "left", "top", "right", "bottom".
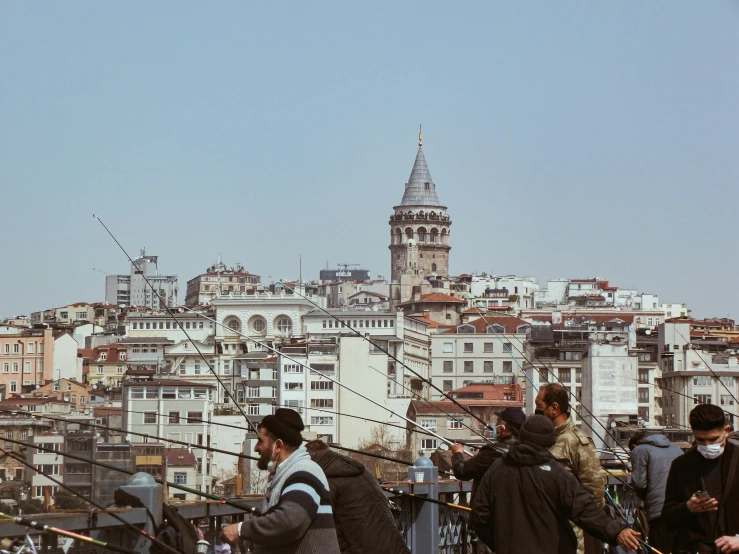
{"left": 93, "top": 214, "right": 256, "bottom": 433}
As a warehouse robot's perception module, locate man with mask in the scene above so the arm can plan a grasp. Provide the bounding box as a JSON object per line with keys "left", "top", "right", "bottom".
{"left": 220, "top": 409, "right": 340, "bottom": 553}
{"left": 663, "top": 404, "right": 739, "bottom": 553}
{"left": 535, "top": 383, "right": 605, "bottom": 554}
{"left": 449, "top": 407, "right": 525, "bottom": 499}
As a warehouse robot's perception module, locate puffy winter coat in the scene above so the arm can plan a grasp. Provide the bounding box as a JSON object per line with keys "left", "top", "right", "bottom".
{"left": 470, "top": 443, "right": 627, "bottom": 554}
{"left": 451, "top": 435, "right": 518, "bottom": 499}
{"left": 630, "top": 433, "right": 683, "bottom": 521}
{"left": 313, "top": 450, "right": 410, "bottom": 554}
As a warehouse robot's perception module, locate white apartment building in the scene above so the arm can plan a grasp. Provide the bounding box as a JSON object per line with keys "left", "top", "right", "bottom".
{"left": 430, "top": 315, "right": 530, "bottom": 400}
{"left": 468, "top": 275, "right": 539, "bottom": 311}
{"left": 123, "top": 380, "right": 215, "bottom": 493}
{"left": 30, "top": 434, "right": 64, "bottom": 502}
{"left": 105, "top": 249, "right": 178, "bottom": 309}
{"left": 658, "top": 322, "right": 739, "bottom": 429}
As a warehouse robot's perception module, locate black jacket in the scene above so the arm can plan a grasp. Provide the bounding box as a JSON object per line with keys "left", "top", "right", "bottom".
{"left": 313, "top": 451, "right": 410, "bottom": 554}
{"left": 470, "top": 443, "right": 626, "bottom": 554}
{"left": 451, "top": 435, "right": 518, "bottom": 498}
{"left": 662, "top": 441, "right": 739, "bottom": 552}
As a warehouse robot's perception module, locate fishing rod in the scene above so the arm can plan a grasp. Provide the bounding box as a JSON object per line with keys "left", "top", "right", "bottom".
{"left": 114, "top": 403, "right": 435, "bottom": 438}
{"left": 0, "top": 409, "right": 260, "bottom": 462}
{"left": 0, "top": 512, "right": 138, "bottom": 554}
{"left": 93, "top": 215, "right": 257, "bottom": 434}
{"left": 168, "top": 305, "right": 477, "bottom": 457}
{"left": 328, "top": 443, "right": 413, "bottom": 466}
{"left": 1, "top": 436, "right": 261, "bottom": 515}
{"left": 382, "top": 487, "right": 471, "bottom": 512}
{"left": 605, "top": 490, "right": 660, "bottom": 554}
{"left": 0, "top": 447, "right": 182, "bottom": 554}
{"left": 365, "top": 363, "right": 495, "bottom": 444}
{"left": 275, "top": 280, "right": 496, "bottom": 437}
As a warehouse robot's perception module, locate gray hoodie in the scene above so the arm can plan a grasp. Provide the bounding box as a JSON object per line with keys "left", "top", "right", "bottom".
{"left": 630, "top": 434, "right": 683, "bottom": 520}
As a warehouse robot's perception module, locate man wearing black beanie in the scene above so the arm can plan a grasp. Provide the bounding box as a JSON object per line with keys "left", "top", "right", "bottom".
{"left": 220, "top": 409, "right": 340, "bottom": 553}
{"left": 471, "top": 415, "right": 641, "bottom": 554}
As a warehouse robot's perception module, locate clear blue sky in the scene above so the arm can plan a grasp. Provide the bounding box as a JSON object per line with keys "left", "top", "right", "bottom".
{"left": 1, "top": 2, "right": 737, "bottom": 319}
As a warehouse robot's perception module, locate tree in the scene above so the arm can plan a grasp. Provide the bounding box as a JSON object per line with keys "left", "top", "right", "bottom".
{"left": 507, "top": 294, "right": 521, "bottom": 303}
{"left": 17, "top": 498, "right": 44, "bottom": 515}
{"left": 53, "top": 490, "right": 89, "bottom": 510}
{"left": 354, "top": 425, "right": 412, "bottom": 483}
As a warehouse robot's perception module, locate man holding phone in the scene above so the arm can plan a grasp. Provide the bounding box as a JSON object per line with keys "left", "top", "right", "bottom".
{"left": 662, "top": 404, "right": 739, "bottom": 553}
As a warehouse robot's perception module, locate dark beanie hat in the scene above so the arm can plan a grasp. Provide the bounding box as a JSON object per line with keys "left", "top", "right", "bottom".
{"left": 496, "top": 407, "right": 526, "bottom": 431}
{"left": 259, "top": 408, "right": 305, "bottom": 447}
{"left": 519, "top": 415, "right": 556, "bottom": 448}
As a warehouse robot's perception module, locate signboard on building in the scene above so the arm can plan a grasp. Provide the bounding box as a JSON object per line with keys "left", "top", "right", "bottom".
{"left": 319, "top": 269, "right": 371, "bottom": 282}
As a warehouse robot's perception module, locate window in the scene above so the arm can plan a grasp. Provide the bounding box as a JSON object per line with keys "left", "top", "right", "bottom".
{"left": 420, "top": 419, "right": 436, "bottom": 428}
{"left": 463, "top": 343, "right": 473, "bottom": 353}
{"left": 443, "top": 380, "right": 453, "bottom": 392}
{"left": 248, "top": 404, "right": 259, "bottom": 416}
{"left": 2, "top": 363, "right": 8, "bottom": 373}
{"left": 463, "top": 361, "right": 473, "bottom": 373}
{"left": 310, "top": 381, "right": 333, "bottom": 390}
{"left": 576, "top": 369, "right": 582, "bottom": 383}
{"left": 247, "top": 386, "right": 259, "bottom": 397}
{"left": 421, "top": 439, "right": 437, "bottom": 450}
{"left": 483, "top": 361, "right": 493, "bottom": 373}
{"left": 558, "top": 369, "right": 571, "bottom": 383}
{"left": 311, "top": 399, "right": 333, "bottom": 408}
{"left": 538, "top": 369, "right": 548, "bottom": 384}
{"left": 101, "top": 352, "right": 107, "bottom": 361}
{"left": 169, "top": 411, "right": 180, "bottom": 424}
{"left": 174, "top": 472, "right": 187, "bottom": 485}
{"left": 284, "top": 364, "right": 303, "bottom": 374}
{"left": 130, "top": 387, "right": 145, "bottom": 399}
{"left": 12, "top": 363, "right": 18, "bottom": 373}
{"left": 504, "top": 343, "right": 513, "bottom": 354}
{"left": 443, "top": 343, "right": 453, "bottom": 353}
{"left": 38, "top": 361, "right": 43, "bottom": 373}
{"left": 187, "top": 412, "right": 202, "bottom": 423}
{"left": 499, "top": 361, "right": 511, "bottom": 373}
{"left": 694, "top": 394, "right": 712, "bottom": 405}
{"left": 443, "top": 361, "right": 453, "bottom": 373}
{"left": 144, "top": 412, "right": 157, "bottom": 424}
{"left": 483, "top": 342, "right": 493, "bottom": 353}
{"left": 638, "top": 369, "right": 649, "bottom": 383}
{"left": 13, "top": 344, "right": 19, "bottom": 354}
{"left": 162, "top": 387, "right": 177, "bottom": 399}
{"left": 27, "top": 342, "right": 34, "bottom": 354}
{"left": 3, "top": 344, "right": 8, "bottom": 354}
{"left": 693, "top": 376, "right": 711, "bottom": 387}
{"left": 310, "top": 416, "right": 333, "bottom": 425}
{"left": 20, "top": 431, "right": 28, "bottom": 440}
{"left": 448, "top": 420, "right": 463, "bottom": 430}
{"left": 721, "top": 395, "right": 735, "bottom": 406}
{"left": 9, "top": 382, "right": 17, "bottom": 393}
{"left": 276, "top": 317, "right": 292, "bottom": 333}
{"left": 284, "top": 382, "right": 303, "bottom": 391}
{"left": 97, "top": 366, "right": 104, "bottom": 375}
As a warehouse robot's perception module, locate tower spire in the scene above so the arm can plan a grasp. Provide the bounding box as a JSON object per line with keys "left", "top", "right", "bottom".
{"left": 418, "top": 124, "right": 423, "bottom": 148}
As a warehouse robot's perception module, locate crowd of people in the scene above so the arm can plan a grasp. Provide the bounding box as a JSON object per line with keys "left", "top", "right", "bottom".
{"left": 216, "top": 384, "right": 739, "bottom": 554}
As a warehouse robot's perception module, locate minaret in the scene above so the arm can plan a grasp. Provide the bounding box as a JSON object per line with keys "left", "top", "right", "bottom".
{"left": 388, "top": 127, "right": 452, "bottom": 284}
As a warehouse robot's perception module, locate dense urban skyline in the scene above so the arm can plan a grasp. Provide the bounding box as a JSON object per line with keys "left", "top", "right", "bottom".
{"left": 1, "top": 2, "right": 737, "bottom": 319}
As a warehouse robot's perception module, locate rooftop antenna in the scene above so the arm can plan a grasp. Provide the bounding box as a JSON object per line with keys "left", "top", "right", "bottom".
{"left": 418, "top": 124, "right": 422, "bottom": 148}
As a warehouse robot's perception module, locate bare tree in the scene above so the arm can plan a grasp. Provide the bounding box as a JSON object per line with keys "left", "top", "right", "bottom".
{"left": 349, "top": 425, "right": 413, "bottom": 483}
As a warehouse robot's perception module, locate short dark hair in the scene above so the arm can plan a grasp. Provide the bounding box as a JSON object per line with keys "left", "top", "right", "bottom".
{"left": 689, "top": 404, "right": 727, "bottom": 432}
{"left": 304, "top": 439, "right": 329, "bottom": 461}
{"left": 541, "top": 384, "right": 570, "bottom": 414}
{"left": 629, "top": 431, "right": 647, "bottom": 450}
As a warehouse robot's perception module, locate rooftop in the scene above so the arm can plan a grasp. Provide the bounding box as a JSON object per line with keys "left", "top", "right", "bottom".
{"left": 398, "top": 140, "right": 442, "bottom": 207}
{"left": 398, "top": 293, "right": 465, "bottom": 306}
{"left": 165, "top": 448, "right": 197, "bottom": 466}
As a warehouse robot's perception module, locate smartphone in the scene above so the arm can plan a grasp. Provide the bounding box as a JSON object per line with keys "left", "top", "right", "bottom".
{"left": 695, "top": 490, "right": 711, "bottom": 500}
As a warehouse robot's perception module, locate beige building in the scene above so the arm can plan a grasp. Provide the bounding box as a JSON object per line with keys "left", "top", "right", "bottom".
{"left": 0, "top": 328, "right": 54, "bottom": 400}
{"left": 185, "top": 263, "right": 261, "bottom": 306}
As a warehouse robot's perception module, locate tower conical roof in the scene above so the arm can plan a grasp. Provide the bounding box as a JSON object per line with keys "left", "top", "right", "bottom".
{"left": 399, "top": 147, "right": 441, "bottom": 207}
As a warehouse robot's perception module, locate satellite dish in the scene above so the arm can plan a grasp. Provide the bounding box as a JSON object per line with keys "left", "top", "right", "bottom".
{"left": 645, "top": 329, "right": 651, "bottom": 336}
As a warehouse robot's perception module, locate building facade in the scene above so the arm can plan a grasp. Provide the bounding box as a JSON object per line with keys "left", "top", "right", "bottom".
{"left": 185, "top": 263, "right": 261, "bottom": 306}
{"left": 105, "top": 249, "right": 178, "bottom": 308}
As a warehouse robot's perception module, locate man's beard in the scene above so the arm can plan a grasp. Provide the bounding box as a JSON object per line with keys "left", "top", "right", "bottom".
{"left": 257, "top": 450, "right": 271, "bottom": 470}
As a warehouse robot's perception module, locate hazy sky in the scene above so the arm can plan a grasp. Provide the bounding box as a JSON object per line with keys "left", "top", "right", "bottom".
{"left": 1, "top": 2, "right": 737, "bottom": 320}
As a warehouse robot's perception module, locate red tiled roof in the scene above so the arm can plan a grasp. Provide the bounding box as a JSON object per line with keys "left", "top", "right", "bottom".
{"left": 406, "top": 313, "right": 454, "bottom": 330}
{"left": 451, "top": 383, "right": 523, "bottom": 401}
{"left": 399, "top": 293, "right": 465, "bottom": 306}
{"left": 441, "top": 315, "right": 530, "bottom": 334}
{"left": 462, "top": 306, "right": 513, "bottom": 314}
{"left": 164, "top": 449, "right": 197, "bottom": 466}
{"left": 409, "top": 400, "right": 469, "bottom": 415}
{"left": 93, "top": 407, "right": 122, "bottom": 417}
{"left": 349, "top": 291, "right": 388, "bottom": 300}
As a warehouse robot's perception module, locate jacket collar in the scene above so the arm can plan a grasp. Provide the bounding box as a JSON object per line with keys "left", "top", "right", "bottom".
{"left": 554, "top": 416, "right": 574, "bottom": 436}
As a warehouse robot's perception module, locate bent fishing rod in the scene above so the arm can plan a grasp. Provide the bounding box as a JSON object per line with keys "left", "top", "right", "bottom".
{"left": 277, "top": 280, "right": 496, "bottom": 437}
{"left": 0, "top": 513, "right": 138, "bottom": 554}
{"left": 0, "top": 409, "right": 259, "bottom": 462}
{"left": 0, "top": 447, "right": 182, "bottom": 554}
{"left": 93, "top": 214, "right": 257, "bottom": 434}
{"left": 154, "top": 306, "right": 476, "bottom": 457}
{"left": 2, "top": 437, "right": 261, "bottom": 515}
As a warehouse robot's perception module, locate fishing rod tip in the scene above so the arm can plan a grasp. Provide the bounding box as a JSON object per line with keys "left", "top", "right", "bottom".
{"left": 92, "top": 213, "right": 97, "bottom": 219}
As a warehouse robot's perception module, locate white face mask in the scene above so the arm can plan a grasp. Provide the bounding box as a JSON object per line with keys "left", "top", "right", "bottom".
{"left": 697, "top": 440, "right": 725, "bottom": 460}
{"left": 267, "top": 443, "right": 279, "bottom": 473}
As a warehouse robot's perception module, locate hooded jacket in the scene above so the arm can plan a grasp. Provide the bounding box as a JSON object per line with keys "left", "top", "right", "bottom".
{"left": 313, "top": 450, "right": 410, "bottom": 554}
{"left": 630, "top": 434, "right": 683, "bottom": 521}
{"left": 470, "top": 443, "right": 627, "bottom": 554}
{"left": 451, "top": 435, "right": 518, "bottom": 499}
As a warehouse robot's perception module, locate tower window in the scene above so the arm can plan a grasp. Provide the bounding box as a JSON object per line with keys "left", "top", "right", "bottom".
{"left": 432, "top": 263, "right": 437, "bottom": 272}
{"left": 425, "top": 182, "right": 430, "bottom": 189}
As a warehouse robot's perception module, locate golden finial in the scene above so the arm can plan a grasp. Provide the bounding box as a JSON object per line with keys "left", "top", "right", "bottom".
{"left": 418, "top": 124, "right": 423, "bottom": 148}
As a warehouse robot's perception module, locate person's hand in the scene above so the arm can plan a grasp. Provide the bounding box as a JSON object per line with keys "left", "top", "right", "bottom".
{"left": 716, "top": 535, "right": 739, "bottom": 553}
{"left": 219, "top": 523, "right": 241, "bottom": 546}
{"left": 687, "top": 493, "right": 719, "bottom": 513}
{"left": 616, "top": 528, "right": 641, "bottom": 552}
{"left": 449, "top": 444, "right": 465, "bottom": 454}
